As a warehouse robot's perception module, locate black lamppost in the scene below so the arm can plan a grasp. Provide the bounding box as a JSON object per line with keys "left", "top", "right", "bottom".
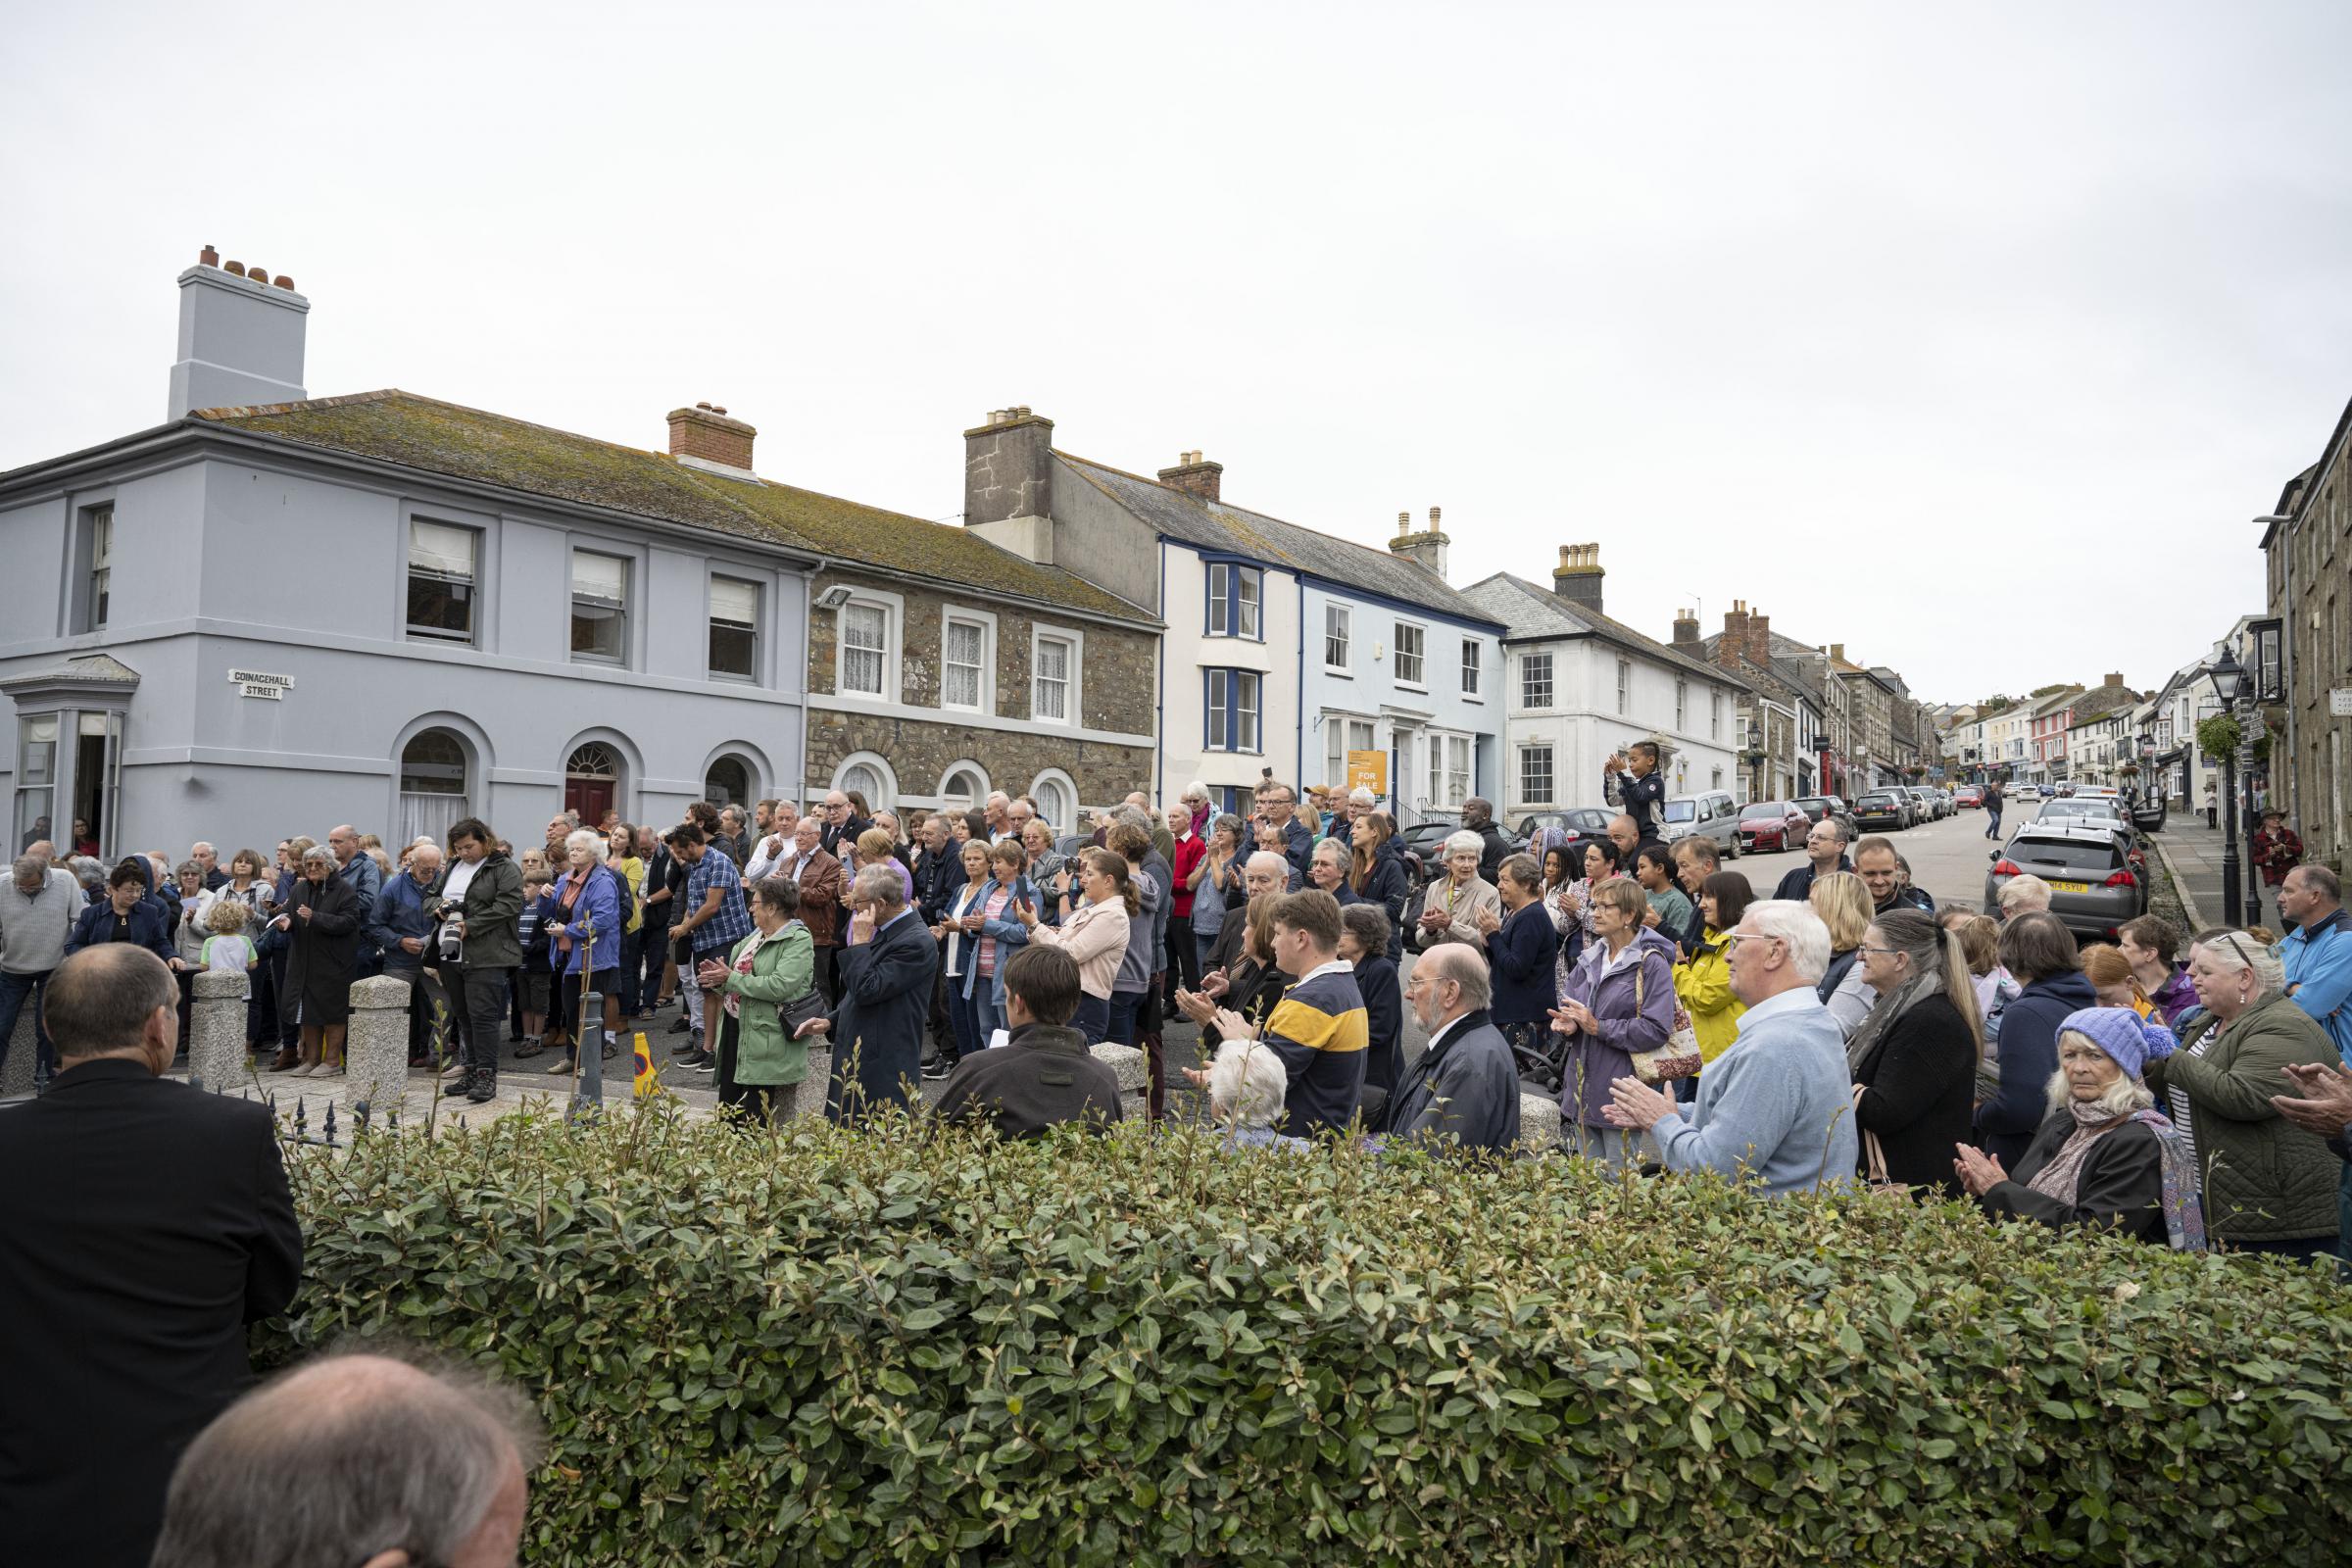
{"left": 1745, "top": 719, "right": 1766, "bottom": 802}
{"left": 2207, "top": 646, "right": 2250, "bottom": 927}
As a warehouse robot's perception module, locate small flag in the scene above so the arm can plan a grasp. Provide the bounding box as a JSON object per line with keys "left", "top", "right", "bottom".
{"left": 632, "top": 1032, "right": 660, "bottom": 1098}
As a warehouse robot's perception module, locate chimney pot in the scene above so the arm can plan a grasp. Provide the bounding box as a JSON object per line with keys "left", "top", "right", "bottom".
{"left": 272, "top": 274, "right": 294, "bottom": 290}
{"left": 199, "top": 244, "right": 219, "bottom": 267}
{"left": 697, "top": 401, "right": 712, "bottom": 411}
{"left": 1156, "top": 451, "right": 1224, "bottom": 502}
{"left": 711, "top": 406, "right": 726, "bottom": 416}
{"left": 1397, "top": 511, "right": 1411, "bottom": 535}
{"left": 223, "top": 261, "right": 246, "bottom": 276}
{"left": 1429, "top": 506, "right": 1443, "bottom": 529}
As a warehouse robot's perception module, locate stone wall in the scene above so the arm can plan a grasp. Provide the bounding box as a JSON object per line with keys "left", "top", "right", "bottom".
{"left": 805, "top": 710, "right": 1151, "bottom": 811}
{"left": 806, "top": 567, "right": 1153, "bottom": 735}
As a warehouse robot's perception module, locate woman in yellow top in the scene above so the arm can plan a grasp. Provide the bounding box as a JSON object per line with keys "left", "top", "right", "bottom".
{"left": 606, "top": 821, "right": 647, "bottom": 1021}
{"left": 1673, "top": 871, "right": 1755, "bottom": 1095}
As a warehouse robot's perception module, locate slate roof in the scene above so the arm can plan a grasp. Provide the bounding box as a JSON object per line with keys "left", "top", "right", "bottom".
{"left": 0, "top": 653, "right": 142, "bottom": 689}
{"left": 1456, "top": 573, "right": 1749, "bottom": 691}
{"left": 1055, "top": 456, "right": 1502, "bottom": 628}
{"left": 188, "top": 391, "right": 1152, "bottom": 621}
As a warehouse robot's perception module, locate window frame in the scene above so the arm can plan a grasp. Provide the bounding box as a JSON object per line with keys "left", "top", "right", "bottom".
{"left": 832, "top": 588, "right": 904, "bottom": 703}
{"left": 1030, "top": 624, "right": 1082, "bottom": 726}
{"left": 1204, "top": 668, "right": 1263, "bottom": 754}
{"left": 1324, "top": 602, "right": 1351, "bottom": 673}
{"left": 1615, "top": 658, "right": 1632, "bottom": 715}
{"left": 405, "top": 518, "right": 481, "bottom": 646}
{"left": 1519, "top": 744, "right": 1554, "bottom": 807}
{"left": 1460, "top": 638, "right": 1482, "bottom": 700}
{"left": 706, "top": 572, "right": 761, "bottom": 683}
{"left": 567, "top": 546, "right": 632, "bottom": 666}
{"left": 84, "top": 505, "right": 114, "bottom": 634}
{"left": 1205, "top": 561, "right": 1265, "bottom": 642}
{"left": 938, "top": 607, "right": 998, "bottom": 714}
{"left": 1675, "top": 678, "right": 1688, "bottom": 732}
{"left": 1394, "top": 620, "right": 1427, "bottom": 688}
{"left": 1519, "top": 651, "right": 1553, "bottom": 710}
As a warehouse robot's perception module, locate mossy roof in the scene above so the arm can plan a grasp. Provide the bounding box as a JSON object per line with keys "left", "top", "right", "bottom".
{"left": 192, "top": 391, "right": 1152, "bottom": 621}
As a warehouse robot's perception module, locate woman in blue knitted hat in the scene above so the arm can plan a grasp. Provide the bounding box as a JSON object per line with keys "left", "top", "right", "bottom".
{"left": 1953, "top": 1006, "right": 2203, "bottom": 1249}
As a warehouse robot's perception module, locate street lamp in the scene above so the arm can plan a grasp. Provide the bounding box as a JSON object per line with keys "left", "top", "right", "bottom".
{"left": 2206, "top": 645, "right": 2252, "bottom": 927}
{"left": 1745, "top": 719, "right": 1765, "bottom": 803}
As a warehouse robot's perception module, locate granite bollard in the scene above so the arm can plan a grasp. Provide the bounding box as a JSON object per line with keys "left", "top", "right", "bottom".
{"left": 187, "top": 971, "right": 249, "bottom": 1093}
{"left": 344, "top": 974, "right": 414, "bottom": 1112}
{"left": 1517, "top": 1091, "right": 1562, "bottom": 1152}
{"left": 1, "top": 1004, "right": 36, "bottom": 1099}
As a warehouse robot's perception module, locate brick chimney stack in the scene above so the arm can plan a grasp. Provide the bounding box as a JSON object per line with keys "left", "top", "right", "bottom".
{"left": 1671, "top": 609, "right": 1700, "bottom": 647}
{"left": 1389, "top": 506, "right": 1451, "bottom": 582}
{"left": 1830, "top": 642, "right": 1846, "bottom": 664}
{"left": 1745, "top": 609, "right": 1772, "bottom": 667}
{"left": 666, "top": 403, "right": 757, "bottom": 475}
{"left": 1550, "top": 542, "right": 1603, "bottom": 612}
{"left": 2102, "top": 670, "right": 2125, "bottom": 688}
{"left": 1156, "top": 450, "right": 1223, "bottom": 502}
{"left": 1718, "top": 602, "right": 1751, "bottom": 673}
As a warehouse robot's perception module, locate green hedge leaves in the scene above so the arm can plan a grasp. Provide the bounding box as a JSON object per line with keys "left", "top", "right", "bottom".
{"left": 257, "top": 1107, "right": 2352, "bottom": 1566}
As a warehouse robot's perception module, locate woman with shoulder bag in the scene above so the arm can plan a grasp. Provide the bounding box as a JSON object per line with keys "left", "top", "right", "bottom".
{"left": 698, "top": 876, "right": 817, "bottom": 1127}
{"left": 1549, "top": 877, "right": 1678, "bottom": 1166}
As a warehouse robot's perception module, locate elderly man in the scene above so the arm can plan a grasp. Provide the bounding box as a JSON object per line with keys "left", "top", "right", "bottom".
{"left": 189, "top": 841, "right": 228, "bottom": 892}
{"left": 819, "top": 789, "right": 873, "bottom": 857}
{"left": 1201, "top": 850, "right": 1293, "bottom": 978}
{"left": 1005, "top": 797, "right": 1036, "bottom": 841}
{"left": 328, "top": 823, "right": 384, "bottom": 974}
{"left": 1603, "top": 899, "right": 1858, "bottom": 1196}
{"left": 799, "top": 861, "right": 939, "bottom": 1124}
{"left": 152, "top": 1350, "right": 536, "bottom": 1568}
{"left": 1772, "top": 819, "right": 1852, "bottom": 902}
{"left": 1255, "top": 780, "right": 1316, "bottom": 885}
{"left": 1855, "top": 835, "right": 1934, "bottom": 915}
{"left": 371, "top": 842, "right": 447, "bottom": 1065}
{"left": 0, "top": 945, "right": 301, "bottom": 1567}
{"left": 1376, "top": 943, "right": 1520, "bottom": 1153}
{"left": 1996, "top": 873, "right": 2053, "bottom": 923}
{"left": 1306, "top": 838, "right": 1357, "bottom": 903}
{"left": 0, "top": 851, "right": 81, "bottom": 1088}
{"left": 1461, "top": 798, "right": 1511, "bottom": 884}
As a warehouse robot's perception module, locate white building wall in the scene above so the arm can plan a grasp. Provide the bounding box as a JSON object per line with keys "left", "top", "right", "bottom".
{"left": 1156, "top": 543, "right": 1300, "bottom": 812}
{"left": 1498, "top": 637, "right": 1741, "bottom": 823}
{"left": 1298, "top": 580, "right": 1500, "bottom": 825}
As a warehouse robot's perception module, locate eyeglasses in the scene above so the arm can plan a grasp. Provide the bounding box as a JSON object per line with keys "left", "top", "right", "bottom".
{"left": 1721, "top": 933, "right": 1786, "bottom": 953}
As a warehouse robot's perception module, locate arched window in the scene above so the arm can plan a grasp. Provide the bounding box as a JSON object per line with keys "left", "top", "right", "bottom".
{"left": 831, "top": 753, "right": 898, "bottom": 814}
{"left": 704, "top": 755, "right": 752, "bottom": 808}
{"left": 399, "top": 728, "right": 470, "bottom": 847}
{"left": 565, "top": 742, "right": 621, "bottom": 827}
{"left": 1030, "top": 772, "right": 1076, "bottom": 833}
{"left": 939, "top": 764, "right": 988, "bottom": 812}
{"left": 840, "top": 762, "right": 887, "bottom": 812}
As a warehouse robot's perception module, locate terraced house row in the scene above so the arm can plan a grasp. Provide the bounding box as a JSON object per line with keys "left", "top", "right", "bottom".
{"left": 0, "top": 250, "right": 1532, "bottom": 857}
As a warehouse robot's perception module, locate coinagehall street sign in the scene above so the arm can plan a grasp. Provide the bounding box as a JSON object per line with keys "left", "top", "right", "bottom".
{"left": 227, "top": 668, "right": 295, "bottom": 702}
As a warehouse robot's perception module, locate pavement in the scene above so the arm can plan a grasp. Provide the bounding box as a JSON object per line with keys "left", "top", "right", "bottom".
{"left": 2145, "top": 814, "right": 2278, "bottom": 933}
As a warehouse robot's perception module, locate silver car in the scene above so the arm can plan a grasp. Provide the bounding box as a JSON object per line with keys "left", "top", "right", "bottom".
{"left": 1985, "top": 823, "right": 2147, "bottom": 940}
{"left": 1659, "top": 790, "right": 1743, "bottom": 858}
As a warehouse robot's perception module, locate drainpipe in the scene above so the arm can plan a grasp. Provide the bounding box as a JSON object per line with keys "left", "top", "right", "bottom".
{"left": 1295, "top": 576, "right": 1306, "bottom": 795}
{"left": 798, "top": 559, "right": 829, "bottom": 810}
{"left": 1153, "top": 542, "right": 1167, "bottom": 809}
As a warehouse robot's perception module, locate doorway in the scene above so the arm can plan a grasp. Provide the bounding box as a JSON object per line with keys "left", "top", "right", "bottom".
{"left": 564, "top": 742, "right": 620, "bottom": 825}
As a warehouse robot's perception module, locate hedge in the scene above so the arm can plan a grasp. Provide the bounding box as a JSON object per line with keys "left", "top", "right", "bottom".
{"left": 257, "top": 1106, "right": 2352, "bottom": 1567}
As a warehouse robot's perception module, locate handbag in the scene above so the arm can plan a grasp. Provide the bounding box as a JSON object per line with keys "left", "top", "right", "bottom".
{"left": 1849, "top": 1083, "right": 1908, "bottom": 1198}
{"left": 1628, "top": 962, "right": 1703, "bottom": 1084}
{"left": 781, "top": 987, "right": 827, "bottom": 1036}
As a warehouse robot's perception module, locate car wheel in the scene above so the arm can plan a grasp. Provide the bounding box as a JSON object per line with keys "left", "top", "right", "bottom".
{"left": 1727, "top": 835, "right": 1741, "bottom": 859}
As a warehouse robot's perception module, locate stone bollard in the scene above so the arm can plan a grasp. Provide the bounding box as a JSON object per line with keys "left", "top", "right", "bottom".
{"left": 792, "top": 1046, "right": 833, "bottom": 1120}
{"left": 1518, "top": 1091, "right": 1562, "bottom": 1154}
{"left": 187, "top": 972, "right": 249, "bottom": 1093}
{"left": 344, "top": 974, "right": 414, "bottom": 1113}
{"left": 1, "top": 1004, "right": 35, "bottom": 1098}
{"left": 1090, "top": 1043, "right": 1151, "bottom": 1120}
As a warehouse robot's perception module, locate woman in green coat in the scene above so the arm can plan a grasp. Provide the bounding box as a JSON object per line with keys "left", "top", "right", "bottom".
{"left": 696, "top": 876, "right": 816, "bottom": 1127}
{"left": 2144, "top": 931, "right": 2341, "bottom": 1259}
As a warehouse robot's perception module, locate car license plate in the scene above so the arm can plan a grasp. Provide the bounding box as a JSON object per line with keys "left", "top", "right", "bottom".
{"left": 2050, "top": 880, "right": 2090, "bottom": 894}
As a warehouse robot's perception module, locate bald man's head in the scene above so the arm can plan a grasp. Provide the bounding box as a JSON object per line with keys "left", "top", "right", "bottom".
{"left": 1243, "top": 851, "right": 1290, "bottom": 899}
{"left": 152, "top": 1349, "right": 541, "bottom": 1568}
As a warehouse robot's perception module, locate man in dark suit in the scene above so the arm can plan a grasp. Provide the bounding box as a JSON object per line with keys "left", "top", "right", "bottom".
{"left": 802, "top": 862, "right": 938, "bottom": 1124}
{"left": 0, "top": 944, "right": 302, "bottom": 1568}
{"left": 1374, "top": 942, "right": 1521, "bottom": 1154}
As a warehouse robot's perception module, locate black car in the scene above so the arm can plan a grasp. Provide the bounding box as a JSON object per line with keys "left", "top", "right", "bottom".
{"left": 1852, "top": 790, "right": 1909, "bottom": 832}
{"left": 1792, "top": 795, "right": 1856, "bottom": 841}
{"left": 1397, "top": 814, "right": 1462, "bottom": 886}
{"left": 1515, "top": 808, "right": 1612, "bottom": 850}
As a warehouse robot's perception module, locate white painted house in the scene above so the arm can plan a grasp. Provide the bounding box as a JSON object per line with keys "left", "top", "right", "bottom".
{"left": 1459, "top": 552, "right": 1749, "bottom": 828}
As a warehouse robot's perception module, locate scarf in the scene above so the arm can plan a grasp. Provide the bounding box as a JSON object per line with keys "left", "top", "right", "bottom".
{"left": 2022, "top": 1101, "right": 2206, "bottom": 1251}
{"left": 554, "top": 867, "right": 590, "bottom": 957}
{"left": 1845, "top": 965, "right": 1944, "bottom": 1073}
{"left": 721, "top": 924, "right": 775, "bottom": 1019}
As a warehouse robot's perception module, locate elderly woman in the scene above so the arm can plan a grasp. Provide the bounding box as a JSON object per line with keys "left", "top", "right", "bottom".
{"left": 1956, "top": 1007, "right": 2199, "bottom": 1246}
{"left": 1976, "top": 913, "right": 2096, "bottom": 1167}
{"left": 540, "top": 827, "right": 623, "bottom": 1074}
{"left": 1206, "top": 1036, "right": 1304, "bottom": 1152}
{"left": 1550, "top": 876, "right": 1677, "bottom": 1165}
{"left": 1808, "top": 870, "right": 1875, "bottom": 1039}
{"left": 271, "top": 844, "right": 363, "bottom": 1076}
{"left": 1306, "top": 838, "right": 1360, "bottom": 905}
{"left": 2140, "top": 931, "right": 2340, "bottom": 1258}
{"left": 1020, "top": 819, "right": 1066, "bottom": 906}
{"left": 1846, "top": 908, "right": 1982, "bottom": 1195}
{"left": 1406, "top": 830, "right": 1501, "bottom": 955}
{"left": 696, "top": 876, "right": 816, "bottom": 1127}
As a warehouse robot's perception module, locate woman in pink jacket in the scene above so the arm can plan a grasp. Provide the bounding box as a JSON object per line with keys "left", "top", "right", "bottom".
{"left": 1017, "top": 848, "right": 1135, "bottom": 1044}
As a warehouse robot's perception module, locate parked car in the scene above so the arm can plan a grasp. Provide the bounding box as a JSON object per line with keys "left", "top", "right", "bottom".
{"left": 1902, "top": 786, "right": 1944, "bottom": 822}
{"left": 1659, "top": 791, "right": 1743, "bottom": 858}
{"left": 1396, "top": 813, "right": 1463, "bottom": 887}
{"left": 1953, "top": 785, "right": 1984, "bottom": 808}
{"left": 2055, "top": 782, "right": 2077, "bottom": 798}
{"left": 1985, "top": 823, "right": 2147, "bottom": 941}
{"left": 1852, "top": 790, "right": 1910, "bottom": 832}
{"left": 1737, "top": 801, "right": 1811, "bottom": 854}
{"left": 1792, "top": 795, "right": 1858, "bottom": 841}
{"left": 1514, "top": 808, "right": 1613, "bottom": 852}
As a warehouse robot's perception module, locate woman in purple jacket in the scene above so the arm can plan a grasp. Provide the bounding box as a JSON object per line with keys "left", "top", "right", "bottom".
{"left": 1550, "top": 876, "right": 1677, "bottom": 1166}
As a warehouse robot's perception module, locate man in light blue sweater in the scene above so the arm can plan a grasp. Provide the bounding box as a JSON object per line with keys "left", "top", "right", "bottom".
{"left": 1605, "top": 899, "right": 1857, "bottom": 1196}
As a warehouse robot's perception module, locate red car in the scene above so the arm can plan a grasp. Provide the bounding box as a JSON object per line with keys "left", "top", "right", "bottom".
{"left": 1954, "top": 785, "right": 1984, "bottom": 808}
{"left": 1737, "top": 801, "right": 1811, "bottom": 853}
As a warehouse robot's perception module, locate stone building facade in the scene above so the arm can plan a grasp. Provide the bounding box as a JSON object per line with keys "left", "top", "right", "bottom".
{"left": 2263, "top": 398, "right": 2351, "bottom": 870}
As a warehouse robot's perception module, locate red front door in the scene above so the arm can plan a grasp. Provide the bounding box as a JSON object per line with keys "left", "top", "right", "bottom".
{"left": 565, "top": 776, "right": 614, "bottom": 826}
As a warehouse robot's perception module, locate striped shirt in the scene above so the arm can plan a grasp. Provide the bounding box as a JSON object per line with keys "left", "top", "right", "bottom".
{"left": 1260, "top": 959, "right": 1369, "bottom": 1139}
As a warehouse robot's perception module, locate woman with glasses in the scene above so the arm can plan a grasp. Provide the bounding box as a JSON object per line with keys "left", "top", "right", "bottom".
{"left": 1975, "top": 913, "right": 2096, "bottom": 1168}
{"left": 2141, "top": 930, "right": 2339, "bottom": 1258}
{"left": 1846, "top": 908, "right": 1982, "bottom": 1195}
{"left": 1674, "top": 871, "right": 1754, "bottom": 1102}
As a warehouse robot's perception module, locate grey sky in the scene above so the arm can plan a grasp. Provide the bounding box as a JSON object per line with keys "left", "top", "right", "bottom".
{"left": 7, "top": 2, "right": 2348, "bottom": 703}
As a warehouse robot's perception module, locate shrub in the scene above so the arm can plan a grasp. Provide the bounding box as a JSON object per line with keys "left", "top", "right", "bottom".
{"left": 259, "top": 1106, "right": 2352, "bottom": 1566}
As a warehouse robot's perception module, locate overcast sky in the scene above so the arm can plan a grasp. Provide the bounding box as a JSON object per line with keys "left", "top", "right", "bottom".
{"left": 7, "top": 2, "right": 2347, "bottom": 704}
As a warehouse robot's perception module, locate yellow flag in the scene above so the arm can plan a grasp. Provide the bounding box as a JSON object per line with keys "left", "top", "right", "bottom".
{"left": 632, "top": 1032, "right": 660, "bottom": 1098}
